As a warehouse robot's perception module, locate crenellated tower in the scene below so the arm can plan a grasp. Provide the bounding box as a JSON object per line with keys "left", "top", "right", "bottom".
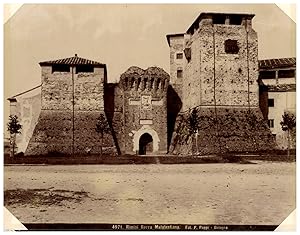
{"left": 119, "top": 66, "right": 169, "bottom": 155}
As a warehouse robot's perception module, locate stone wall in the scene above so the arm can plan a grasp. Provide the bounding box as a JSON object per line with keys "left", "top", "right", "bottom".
{"left": 169, "top": 107, "right": 276, "bottom": 155}
{"left": 26, "top": 110, "right": 117, "bottom": 155}
{"left": 182, "top": 18, "right": 258, "bottom": 110}
{"left": 41, "top": 66, "right": 72, "bottom": 111}
{"left": 26, "top": 110, "right": 73, "bottom": 155}
{"left": 41, "top": 66, "right": 105, "bottom": 111}
{"left": 214, "top": 24, "right": 258, "bottom": 106}
{"left": 26, "top": 65, "right": 117, "bottom": 156}
{"left": 75, "top": 71, "right": 105, "bottom": 111}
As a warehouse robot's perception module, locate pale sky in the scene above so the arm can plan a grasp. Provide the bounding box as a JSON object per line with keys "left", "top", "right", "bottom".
{"left": 3, "top": 4, "right": 296, "bottom": 136}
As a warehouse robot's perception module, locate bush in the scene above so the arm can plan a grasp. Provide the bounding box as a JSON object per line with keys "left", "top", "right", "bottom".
{"left": 15, "top": 152, "right": 24, "bottom": 157}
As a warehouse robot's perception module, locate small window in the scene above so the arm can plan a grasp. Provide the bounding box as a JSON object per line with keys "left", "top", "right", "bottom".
{"left": 213, "top": 15, "right": 226, "bottom": 24}
{"left": 230, "top": 16, "right": 242, "bottom": 25}
{"left": 176, "top": 53, "right": 183, "bottom": 59}
{"left": 52, "top": 64, "right": 70, "bottom": 73}
{"left": 278, "top": 69, "right": 295, "bottom": 78}
{"left": 268, "top": 119, "right": 274, "bottom": 128}
{"left": 76, "top": 65, "right": 94, "bottom": 74}
{"left": 259, "top": 71, "right": 276, "bottom": 79}
{"left": 224, "top": 39, "right": 239, "bottom": 54}
{"left": 177, "top": 69, "right": 183, "bottom": 78}
{"left": 268, "top": 99, "right": 274, "bottom": 107}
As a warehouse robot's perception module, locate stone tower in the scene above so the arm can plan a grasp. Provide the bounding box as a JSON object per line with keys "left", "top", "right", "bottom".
{"left": 168, "top": 13, "right": 258, "bottom": 110}
{"left": 168, "top": 13, "right": 275, "bottom": 154}
{"left": 26, "top": 54, "right": 117, "bottom": 155}
{"left": 166, "top": 33, "right": 185, "bottom": 87}
{"left": 119, "top": 66, "right": 169, "bottom": 155}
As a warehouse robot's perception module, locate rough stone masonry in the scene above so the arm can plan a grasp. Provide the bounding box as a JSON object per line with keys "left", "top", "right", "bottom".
{"left": 26, "top": 55, "right": 117, "bottom": 155}
{"left": 167, "top": 12, "right": 275, "bottom": 154}
{"left": 19, "top": 12, "right": 275, "bottom": 156}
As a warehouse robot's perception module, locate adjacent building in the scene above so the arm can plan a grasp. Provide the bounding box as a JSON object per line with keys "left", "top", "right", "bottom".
{"left": 258, "top": 58, "right": 296, "bottom": 149}
{"left": 7, "top": 85, "right": 41, "bottom": 153}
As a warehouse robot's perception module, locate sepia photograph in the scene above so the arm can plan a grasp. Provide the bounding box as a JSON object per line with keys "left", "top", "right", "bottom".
{"left": 3, "top": 3, "right": 296, "bottom": 231}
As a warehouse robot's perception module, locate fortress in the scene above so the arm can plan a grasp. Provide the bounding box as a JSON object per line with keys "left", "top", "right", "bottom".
{"left": 9, "top": 12, "right": 276, "bottom": 156}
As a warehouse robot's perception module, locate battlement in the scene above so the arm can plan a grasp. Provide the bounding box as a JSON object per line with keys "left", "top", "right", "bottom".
{"left": 186, "top": 12, "right": 255, "bottom": 35}
{"left": 120, "top": 66, "right": 169, "bottom": 93}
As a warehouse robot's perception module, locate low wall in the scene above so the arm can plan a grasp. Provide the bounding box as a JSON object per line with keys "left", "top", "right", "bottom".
{"left": 4, "top": 152, "right": 295, "bottom": 165}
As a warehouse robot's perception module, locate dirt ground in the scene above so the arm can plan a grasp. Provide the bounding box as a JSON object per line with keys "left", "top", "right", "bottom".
{"left": 4, "top": 161, "right": 296, "bottom": 225}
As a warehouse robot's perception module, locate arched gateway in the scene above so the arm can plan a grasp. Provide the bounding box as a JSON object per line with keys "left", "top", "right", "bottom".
{"left": 133, "top": 125, "right": 160, "bottom": 155}
{"left": 139, "top": 133, "right": 153, "bottom": 155}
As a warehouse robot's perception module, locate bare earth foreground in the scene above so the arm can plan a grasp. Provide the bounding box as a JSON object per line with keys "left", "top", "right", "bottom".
{"left": 4, "top": 161, "right": 295, "bottom": 225}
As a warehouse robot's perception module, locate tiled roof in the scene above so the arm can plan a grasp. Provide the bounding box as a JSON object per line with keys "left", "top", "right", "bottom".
{"left": 259, "top": 58, "right": 296, "bottom": 70}
{"left": 267, "top": 84, "right": 296, "bottom": 92}
{"left": 39, "top": 54, "right": 105, "bottom": 66}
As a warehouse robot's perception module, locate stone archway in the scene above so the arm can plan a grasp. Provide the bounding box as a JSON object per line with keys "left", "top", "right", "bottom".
{"left": 133, "top": 125, "right": 160, "bottom": 154}
{"left": 139, "top": 133, "right": 153, "bottom": 155}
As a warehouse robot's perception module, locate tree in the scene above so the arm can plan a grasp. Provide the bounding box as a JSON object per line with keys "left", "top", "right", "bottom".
{"left": 95, "top": 113, "right": 111, "bottom": 157}
{"left": 186, "top": 108, "right": 201, "bottom": 154}
{"left": 280, "top": 111, "right": 296, "bottom": 157}
{"left": 7, "top": 115, "right": 22, "bottom": 157}
{"left": 246, "top": 110, "right": 260, "bottom": 151}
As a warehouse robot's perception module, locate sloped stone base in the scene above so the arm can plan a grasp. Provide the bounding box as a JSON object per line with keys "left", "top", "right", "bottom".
{"left": 169, "top": 107, "right": 276, "bottom": 155}
{"left": 25, "top": 110, "right": 117, "bottom": 156}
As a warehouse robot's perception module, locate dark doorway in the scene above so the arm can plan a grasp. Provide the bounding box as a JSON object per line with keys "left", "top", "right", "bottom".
{"left": 139, "top": 133, "right": 153, "bottom": 155}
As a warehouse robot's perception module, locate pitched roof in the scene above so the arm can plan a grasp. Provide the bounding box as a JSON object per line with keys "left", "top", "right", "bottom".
{"left": 39, "top": 54, "right": 105, "bottom": 67}
{"left": 259, "top": 57, "right": 296, "bottom": 70}
{"left": 267, "top": 84, "right": 296, "bottom": 92}
{"left": 7, "top": 84, "right": 41, "bottom": 101}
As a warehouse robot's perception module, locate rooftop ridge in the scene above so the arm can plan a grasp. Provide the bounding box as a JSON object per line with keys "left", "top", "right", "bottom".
{"left": 39, "top": 54, "right": 105, "bottom": 67}
{"left": 259, "top": 57, "right": 296, "bottom": 69}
